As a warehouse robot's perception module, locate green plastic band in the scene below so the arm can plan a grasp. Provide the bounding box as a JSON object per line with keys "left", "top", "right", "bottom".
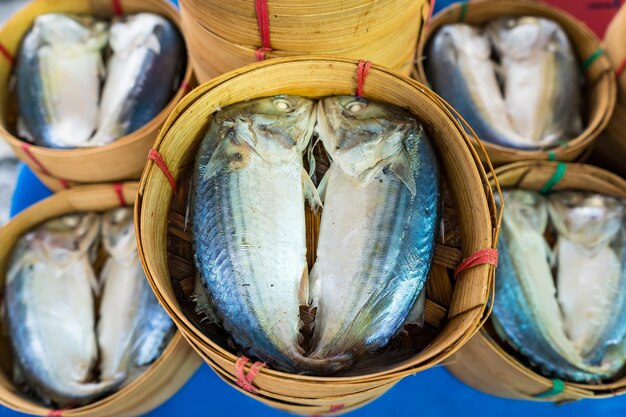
{"left": 535, "top": 379, "right": 565, "bottom": 399}
{"left": 459, "top": 1, "right": 468, "bottom": 22}
{"left": 581, "top": 49, "right": 604, "bottom": 72}
{"left": 547, "top": 150, "right": 557, "bottom": 161}
{"left": 540, "top": 162, "right": 567, "bottom": 195}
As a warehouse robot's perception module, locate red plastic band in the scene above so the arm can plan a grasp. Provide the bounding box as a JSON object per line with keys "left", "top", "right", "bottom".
{"left": 111, "top": 0, "right": 123, "bottom": 16}
{"left": 20, "top": 142, "right": 70, "bottom": 189}
{"left": 147, "top": 149, "right": 177, "bottom": 193}
{"left": 235, "top": 356, "right": 265, "bottom": 394}
{"left": 113, "top": 183, "right": 126, "bottom": 206}
{"left": 454, "top": 248, "right": 499, "bottom": 279}
{"left": 180, "top": 79, "right": 190, "bottom": 93}
{"left": 356, "top": 60, "right": 372, "bottom": 97}
{"left": 254, "top": 0, "right": 272, "bottom": 61}
{"left": 0, "top": 43, "right": 14, "bottom": 65}
{"left": 330, "top": 404, "right": 345, "bottom": 412}
{"left": 616, "top": 57, "right": 626, "bottom": 78}
{"left": 426, "top": 0, "right": 436, "bottom": 28}
{"left": 48, "top": 411, "right": 62, "bottom": 417}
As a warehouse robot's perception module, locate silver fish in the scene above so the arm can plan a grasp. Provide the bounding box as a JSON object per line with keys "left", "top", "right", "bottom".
{"left": 97, "top": 208, "right": 174, "bottom": 380}
{"left": 308, "top": 96, "right": 439, "bottom": 361}
{"left": 548, "top": 192, "right": 626, "bottom": 371}
{"left": 90, "top": 13, "right": 183, "bottom": 146}
{"left": 192, "top": 96, "right": 343, "bottom": 373}
{"left": 0, "top": 140, "right": 17, "bottom": 226}
{"left": 5, "top": 214, "right": 119, "bottom": 406}
{"left": 16, "top": 14, "right": 107, "bottom": 149}
{"left": 425, "top": 24, "right": 535, "bottom": 149}
{"left": 487, "top": 17, "right": 582, "bottom": 148}
{"left": 493, "top": 190, "right": 614, "bottom": 382}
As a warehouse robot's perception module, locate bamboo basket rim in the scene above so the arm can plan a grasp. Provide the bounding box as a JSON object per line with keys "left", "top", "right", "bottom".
{"left": 481, "top": 160, "right": 626, "bottom": 397}
{"left": 0, "top": 182, "right": 197, "bottom": 415}
{"left": 136, "top": 56, "right": 501, "bottom": 384}
{"left": 414, "top": 0, "right": 617, "bottom": 161}
{"left": 0, "top": 0, "right": 193, "bottom": 159}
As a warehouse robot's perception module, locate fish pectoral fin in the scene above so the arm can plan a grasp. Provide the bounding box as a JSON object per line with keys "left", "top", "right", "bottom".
{"left": 316, "top": 169, "right": 330, "bottom": 204}
{"left": 388, "top": 150, "right": 417, "bottom": 196}
{"left": 302, "top": 169, "right": 323, "bottom": 211}
{"left": 404, "top": 289, "right": 426, "bottom": 327}
{"left": 299, "top": 265, "right": 309, "bottom": 306}
{"left": 202, "top": 138, "right": 239, "bottom": 181}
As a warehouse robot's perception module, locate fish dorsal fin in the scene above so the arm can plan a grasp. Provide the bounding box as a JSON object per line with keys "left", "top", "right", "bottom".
{"left": 302, "top": 169, "right": 322, "bottom": 212}
{"left": 387, "top": 150, "right": 416, "bottom": 197}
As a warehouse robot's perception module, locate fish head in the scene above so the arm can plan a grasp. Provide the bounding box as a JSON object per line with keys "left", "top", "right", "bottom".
{"left": 102, "top": 208, "right": 136, "bottom": 258}
{"left": 548, "top": 192, "right": 624, "bottom": 247}
{"left": 316, "top": 96, "right": 419, "bottom": 182}
{"left": 110, "top": 13, "right": 166, "bottom": 55}
{"left": 220, "top": 95, "right": 316, "bottom": 163}
{"left": 433, "top": 24, "right": 492, "bottom": 61}
{"left": 488, "top": 17, "right": 558, "bottom": 61}
{"left": 35, "top": 14, "right": 108, "bottom": 51}
{"left": 502, "top": 190, "right": 549, "bottom": 234}
{"left": 29, "top": 213, "right": 101, "bottom": 266}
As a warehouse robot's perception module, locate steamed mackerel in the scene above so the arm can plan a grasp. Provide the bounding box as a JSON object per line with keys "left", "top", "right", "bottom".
{"left": 309, "top": 96, "right": 439, "bottom": 360}
{"left": 492, "top": 191, "right": 615, "bottom": 382}
{"left": 487, "top": 18, "right": 582, "bottom": 148}
{"left": 5, "top": 214, "right": 119, "bottom": 406}
{"left": 192, "top": 96, "right": 341, "bottom": 373}
{"left": 91, "top": 13, "right": 184, "bottom": 146}
{"left": 425, "top": 24, "right": 535, "bottom": 149}
{"left": 16, "top": 14, "right": 107, "bottom": 149}
{"left": 97, "top": 208, "right": 174, "bottom": 381}
{"left": 548, "top": 193, "right": 626, "bottom": 370}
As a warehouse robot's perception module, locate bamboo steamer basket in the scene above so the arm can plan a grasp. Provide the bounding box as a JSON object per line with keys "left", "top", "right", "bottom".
{"left": 180, "top": 0, "right": 418, "bottom": 52}
{"left": 0, "top": 183, "right": 202, "bottom": 417}
{"left": 591, "top": 2, "right": 626, "bottom": 178}
{"left": 447, "top": 161, "right": 626, "bottom": 402}
{"left": 0, "top": 0, "right": 194, "bottom": 188}
{"left": 179, "top": 0, "right": 430, "bottom": 82}
{"left": 135, "top": 56, "right": 500, "bottom": 414}
{"left": 415, "top": 0, "right": 616, "bottom": 166}
{"left": 180, "top": 3, "right": 420, "bottom": 82}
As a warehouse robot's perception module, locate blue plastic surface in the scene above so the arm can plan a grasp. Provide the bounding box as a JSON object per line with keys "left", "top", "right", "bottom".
{"left": 5, "top": 0, "right": 626, "bottom": 415}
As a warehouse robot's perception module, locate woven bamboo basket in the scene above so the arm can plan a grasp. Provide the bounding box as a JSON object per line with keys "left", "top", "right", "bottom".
{"left": 135, "top": 56, "right": 500, "bottom": 414}
{"left": 179, "top": 0, "right": 430, "bottom": 82}
{"left": 447, "top": 161, "right": 626, "bottom": 402}
{"left": 415, "top": 0, "right": 616, "bottom": 166}
{"left": 0, "top": 0, "right": 193, "bottom": 190}
{"left": 0, "top": 183, "right": 202, "bottom": 417}
{"left": 590, "top": 2, "right": 626, "bottom": 178}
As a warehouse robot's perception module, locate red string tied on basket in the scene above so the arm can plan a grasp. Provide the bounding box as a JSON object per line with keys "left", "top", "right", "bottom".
{"left": 48, "top": 411, "right": 62, "bottom": 417}
{"left": 113, "top": 183, "right": 126, "bottom": 206}
{"left": 355, "top": 60, "right": 372, "bottom": 97}
{"left": 235, "top": 356, "right": 265, "bottom": 394}
{"left": 426, "top": 0, "right": 436, "bottom": 28}
{"left": 0, "top": 43, "right": 14, "bottom": 65}
{"left": 453, "top": 248, "right": 499, "bottom": 279}
{"left": 20, "top": 142, "right": 70, "bottom": 189}
{"left": 254, "top": 0, "right": 272, "bottom": 61}
{"left": 330, "top": 404, "right": 345, "bottom": 412}
{"left": 147, "top": 149, "right": 178, "bottom": 193}
{"left": 111, "top": 0, "right": 123, "bottom": 17}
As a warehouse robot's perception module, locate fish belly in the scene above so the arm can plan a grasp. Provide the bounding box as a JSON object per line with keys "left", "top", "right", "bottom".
{"left": 38, "top": 47, "right": 100, "bottom": 148}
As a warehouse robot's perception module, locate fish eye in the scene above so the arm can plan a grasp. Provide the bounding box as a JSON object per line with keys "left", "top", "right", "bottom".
{"left": 273, "top": 98, "right": 293, "bottom": 112}
{"left": 346, "top": 100, "right": 366, "bottom": 113}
